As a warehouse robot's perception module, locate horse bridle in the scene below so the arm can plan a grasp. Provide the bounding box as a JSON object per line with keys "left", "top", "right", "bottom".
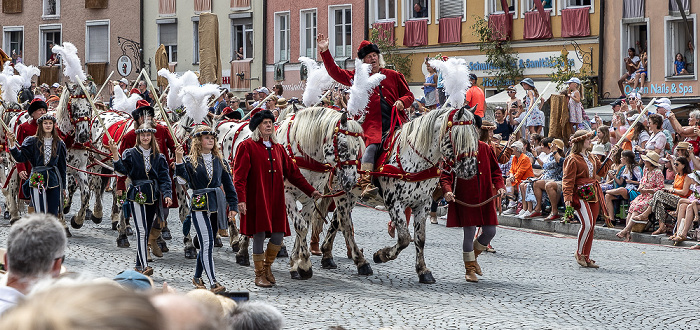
{"left": 442, "top": 108, "right": 474, "bottom": 169}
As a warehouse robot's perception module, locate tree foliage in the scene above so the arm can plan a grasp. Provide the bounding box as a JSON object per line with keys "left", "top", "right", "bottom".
{"left": 369, "top": 28, "right": 412, "bottom": 80}
{"left": 470, "top": 16, "right": 523, "bottom": 91}
{"left": 548, "top": 50, "right": 597, "bottom": 108}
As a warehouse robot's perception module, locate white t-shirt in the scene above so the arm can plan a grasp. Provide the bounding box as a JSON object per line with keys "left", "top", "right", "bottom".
{"left": 0, "top": 285, "right": 24, "bottom": 316}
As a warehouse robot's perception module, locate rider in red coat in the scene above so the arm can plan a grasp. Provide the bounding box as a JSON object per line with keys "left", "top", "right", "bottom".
{"left": 317, "top": 33, "right": 414, "bottom": 197}
{"left": 233, "top": 110, "right": 321, "bottom": 287}
{"left": 15, "top": 99, "right": 47, "bottom": 203}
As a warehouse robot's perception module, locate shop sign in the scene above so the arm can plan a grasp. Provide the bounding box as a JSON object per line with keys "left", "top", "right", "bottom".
{"left": 625, "top": 83, "right": 695, "bottom": 96}
{"left": 455, "top": 51, "right": 584, "bottom": 76}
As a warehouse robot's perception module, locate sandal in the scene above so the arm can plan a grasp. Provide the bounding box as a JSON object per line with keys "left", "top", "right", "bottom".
{"left": 651, "top": 227, "right": 666, "bottom": 236}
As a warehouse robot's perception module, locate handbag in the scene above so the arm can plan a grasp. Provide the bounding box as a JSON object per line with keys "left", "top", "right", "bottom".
{"left": 577, "top": 183, "right": 598, "bottom": 203}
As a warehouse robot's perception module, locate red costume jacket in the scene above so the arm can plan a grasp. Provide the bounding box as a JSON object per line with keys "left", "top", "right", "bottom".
{"left": 116, "top": 124, "right": 177, "bottom": 208}
{"left": 233, "top": 138, "right": 316, "bottom": 237}
{"left": 14, "top": 119, "right": 38, "bottom": 199}
{"left": 320, "top": 50, "right": 414, "bottom": 145}
{"left": 440, "top": 141, "right": 504, "bottom": 227}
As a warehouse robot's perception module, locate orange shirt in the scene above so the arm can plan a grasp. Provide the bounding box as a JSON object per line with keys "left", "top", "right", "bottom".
{"left": 465, "top": 86, "right": 485, "bottom": 117}
{"left": 509, "top": 153, "right": 534, "bottom": 187}
{"left": 621, "top": 127, "right": 635, "bottom": 151}
{"left": 674, "top": 174, "right": 691, "bottom": 198}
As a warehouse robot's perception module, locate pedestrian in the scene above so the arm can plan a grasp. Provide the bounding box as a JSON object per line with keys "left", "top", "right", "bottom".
{"left": 233, "top": 110, "right": 321, "bottom": 287}
{"left": 175, "top": 125, "right": 238, "bottom": 293}
{"left": 423, "top": 58, "right": 438, "bottom": 110}
{"left": 563, "top": 130, "right": 619, "bottom": 268}
{"left": 441, "top": 116, "right": 506, "bottom": 282}
{"left": 8, "top": 113, "right": 67, "bottom": 218}
{"left": 14, "top": 99, "right": 49, "bottom": 214}
{"left": 109, "top": 123, "right": 173, "bottom": 276}
{"left": 465, "top": 73, "right": 485, "bottom": 118}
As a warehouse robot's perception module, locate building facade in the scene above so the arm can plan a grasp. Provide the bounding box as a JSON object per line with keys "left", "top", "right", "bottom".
{"left": 142, "top": 0, "right": 264, "bottom": 95}
{"left": 369, "top": 0, "right": 600, "bottom": 99}
{"left": 0, "top": 0, "right": 140, "bottom": 91}
{"left": 602, "top": 0, "right": 699, "bottom": 102}
{"left": 265, "top": 0, "right": 367, "bottom": 99}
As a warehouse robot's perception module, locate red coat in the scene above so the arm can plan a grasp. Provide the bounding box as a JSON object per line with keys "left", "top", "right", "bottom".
{"left": 116, "top": 124, "right": 177, "bottom": 208}
{"left": 233, "top": 138, "right": 316, "bottom": 237}
{"left": 440, "top": 141, "right": 505, "bottom": 227}
{"left": 14, "top": 119, "right": 38, "bottom": 199}
{"left": 320, "top": 50, "right": 414, "bottom": 145}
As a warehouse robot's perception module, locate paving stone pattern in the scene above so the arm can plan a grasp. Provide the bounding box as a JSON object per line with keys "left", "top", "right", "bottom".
{"left": 2, "top": 196, "right": 700, "bottom": 329}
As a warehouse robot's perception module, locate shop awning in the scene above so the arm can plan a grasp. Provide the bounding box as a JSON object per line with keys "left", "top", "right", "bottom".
{"left": 485, "top": 81, "right": 558, "bottom": 106}
{"left": 585, "top": 103, "right": 692, "bottom": 122}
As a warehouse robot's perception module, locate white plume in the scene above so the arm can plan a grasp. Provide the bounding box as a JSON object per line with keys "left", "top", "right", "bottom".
{"left": 112, "top": 85, "right": 142, "bottom": 113}
{"left": 13, "top": 63, "right": 40, "bottom": 88}
{"left": 179, "top": 83, "right": 220, "bottom": 124}
{"left": 52, "top": 42, "right": 86, "bottom": 83}
{"left": 428, "top": 58, "right": 470, "bottom": 108}
{"left": 0, "top": 62, "right": 25, "bottom": 103}
{"left": 158, "top": 69, "right": 200, "bottom": 110}
{"left": 299, "top": 57, "right": 335, "bottom": 107}
{"left": 346, "top": 59, "right": 385, "bottom": 117}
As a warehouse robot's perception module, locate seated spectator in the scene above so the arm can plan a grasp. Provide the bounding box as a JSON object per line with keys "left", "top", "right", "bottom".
{"left": 593, "top": 125, "right": 612, "bottom": 153}
{"left": 522, "top": 137, "right": 564, "bottom": 219}
{"left": 668, "top": 109, "right": 700, "bottom": 156}
{"left": 504, "top": 141, "right": 534, "bottom": 215}
{"left": 617, "top": 151, "right": 665, "bottom": 241}
{"left": 672, "top": 170, "right": 700, "bottom": 243}
{"left": 604, "top": 150, "right": 642, "bottom": 222}
{"left": 674, "top": 53, "right": 690, "bottom": 75}
{"left": 633, "top": 156, "right": 691, "bottom": 234}
{"left": 0, "top": 214, "right": 66, "bottom": 315}
{"left": 617, "top": 48, "right": 640, "bottom": 97}
{"left": 644, "top": 114, "right": 667, "bottom": 156}
{"left": 2, "top": 282, "right": 163, "bottom": 329}
{"left": 229, "top": 301, "right": 284, "bottom": 330}
{"left": 632, "top": 52, "right": 648, "bottom": 91}
{"left": 626, "top": 120, "right": 649, "bottom": 156}
{"left": 609, "top": 112, "right": 628, "bottom": 145}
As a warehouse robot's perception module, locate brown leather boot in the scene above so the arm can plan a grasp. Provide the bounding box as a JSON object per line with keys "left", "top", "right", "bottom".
{"left": 149, "top": 231, "right": 163, "bottom": 258}
{"left": 264, "top": 243, "right": 282, "bottom": 284}
{"left": 358, "top": 163, "right": 379, "bottom": 197}
{"left": 473, "top": 240, "right": 488, "bottom": 276}
{"left": 310, "top": 231, "right": 322, "bottom": 256}
{"left": 463, "top": 252, "right": 478, "bottom": 282}
{"left": 253, "top": 254, "right": 272, "bottom": 287}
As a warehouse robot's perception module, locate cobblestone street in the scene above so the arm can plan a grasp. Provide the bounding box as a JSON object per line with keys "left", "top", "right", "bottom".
{"left": 2, "top": 197, "right": 700, "bottom": 329}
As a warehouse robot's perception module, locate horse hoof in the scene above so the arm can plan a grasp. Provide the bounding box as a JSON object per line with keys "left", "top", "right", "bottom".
{"left": 357, "top": 263, "right": 373, "bottom": 276}
{"left": 157, "top": 241, "right": 169, "bottom": 253}
{"left": 235, "top": 254, "right": 250, "bottom": 266}
{"left": 65, "top": 228, "right": 72, "bottom": 238}
{"left": 126, "top": 227, "right": 134, "bottom": 236}
{"left": 298, "top": 267, "right": 313, "bottom": 280}
{"left": 117, "top": 235, "right": 130, "bottom": 248}
{"left": 373, "top": 252, "right": 384, "bottom": 264}
{"left": 90, "top": 213, "right": 102, "bottom": 224}
{"left": 321, "top": 258, "right": 337, "bottom": 269}
{"left": 3, "top": 211, "right": 10, "bottom": 220}
{"left": 277, "top": 246, "right": 289, "bottom": 258}
{"left": 63, "top": 206, "right": 71, "bottom": 214}
{"left": 161, "top": 227, "right": 172, "bottom": 240}
{"left": 290, "top": 271, "right": 301, "bottom": 280}
{"left": 230, "top": 242, "right": 240, "bottom": 253}
{"left": 214, "top": 237, "right": 223, "bottom": 248}
{"left": 85, "top": 210, "right": 94, "bottom": 221}
{"left": 418, "top": 272, "right": 436, "bottom": 284}
{"left": 184, "top": 247, "right": 197, "bottom": 259}
{"left": 70, "top": 216, "right": 83, "bottom": 229}
{"left": 111, "top": 222, "right": 118, "bottom": 231}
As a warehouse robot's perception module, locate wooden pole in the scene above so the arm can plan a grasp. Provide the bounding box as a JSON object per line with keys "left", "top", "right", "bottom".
{"left": 498, "top": 82, "right": 552, "bottom": 159}
{"left": 313, "top": 90, "right": 332, "bottom": 107}
{"left": 94, "top": 70, "right": 115, "bottom": 103}
{"left": 139, "top": 69, "right": 181, "bottom": 148}
{"left": 76, "top": 76, "right": 114, "bottom": 145}
{"left": 241, "top": 92, "right": 276, "bottom": 120}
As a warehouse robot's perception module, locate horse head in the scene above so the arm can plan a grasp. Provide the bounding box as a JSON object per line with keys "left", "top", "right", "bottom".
{"left": 440, "top": 105, "right": 479, "bottom": 180}
{"left": 65, "top": 81, "right": 94, "bottom": 144}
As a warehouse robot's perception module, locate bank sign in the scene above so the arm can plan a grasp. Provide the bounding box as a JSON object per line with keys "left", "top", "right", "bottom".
{"left": 625, "top": 83, "right": 694, "bottom": 96}
{"left": 455, "top": 51, "right": 584, "bottom": 77}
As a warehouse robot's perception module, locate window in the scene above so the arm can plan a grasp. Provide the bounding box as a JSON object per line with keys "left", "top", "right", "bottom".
{"left": 405, "top": 0, "right": 431, "bottom": 21}
{"left": 43, "top": 0, "right": 59, "bottom": 18}
{"left": 329, "top": 6, "right": 352, "bottom": 58}
{"left": 193, "top": 20, "right": 199, "bottom": 64}
{"left": 375, "top": 0, "right": 396, "bottom": 21}
{"left": 522, "top": 0, "right": 555, "bottom": 16}
{"left": 665, "top": 16, "right": 696, "bottom": 78}
{"left": 487, "top": 0, "right": 518, "bottom": 18}
{"left": 300, "top": 9, "right": 317, "bottom": 59}
{"left": 232, "top": 19, "right": 253, "bottom": 60}
{"left": 436, "top": 0, "right": 466, "bottom": 19}
{"left": 3, "top": 27, "right": 23, "bottom": 62}
{"left": 158, "top": 23, "right": 178, "bottom": 63}
{"left": 86, "top": 21, "right": 109, "bottom": 63}
{"left": 620, "top": 21, "right": 648, "bottom": 79}
{"left": 40, "top": 25, "right": 61, "bottom": 64}
{"left": 274, "top": 12, "right": 290, "bottom": 62}
{"left": 560, "top": 0, "right": 594, "bottom": 13}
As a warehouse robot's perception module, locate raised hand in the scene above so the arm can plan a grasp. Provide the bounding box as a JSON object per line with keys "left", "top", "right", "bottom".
{"left": 317, "top": 33, "right": 329, "bottom": 53}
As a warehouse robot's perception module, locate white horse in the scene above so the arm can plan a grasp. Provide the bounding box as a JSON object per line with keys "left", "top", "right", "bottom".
{"left": 0, "top": 101, "right": 30, "bottom": 222}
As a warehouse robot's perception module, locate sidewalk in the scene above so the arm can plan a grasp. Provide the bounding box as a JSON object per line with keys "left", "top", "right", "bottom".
{"left": 498, "top": 214, "right": 698, "bottom": 248}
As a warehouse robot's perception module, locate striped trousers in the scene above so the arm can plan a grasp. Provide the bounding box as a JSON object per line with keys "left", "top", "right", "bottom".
{"left": 575, "top": 201, "right": 600, "bottom": 257}
{"left": 30, "top": 187, "right": 61, "bottom": 217}
{"left": 192, "top": 211, "right": 218, "bottom": 286}
{"left": 131, "top": 202, "right": 157, "bottom": 270}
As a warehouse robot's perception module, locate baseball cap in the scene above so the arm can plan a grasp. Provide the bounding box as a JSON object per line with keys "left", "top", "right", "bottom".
{"left": 654, "top": 97, "right": 671, "bottom": 105}
{"left": 51, "top": 83, "right": 60, "bottom": 88}
{"left": 610, "top": 99, "right": 622, "bottom": 107}
{"left": 119, "top": 78, "right": 129, "bottom": 85}
{"left": 468, "top": 73, "right": 477, "bottom": 81}
{"left": 113, "top": 270, "right": 154, "bottom": 291}
{"left": 656, "top": 103, "right": 671, "bottom": 111}
{"left": 256, "top": 87, "right": 270, "bottom": 94}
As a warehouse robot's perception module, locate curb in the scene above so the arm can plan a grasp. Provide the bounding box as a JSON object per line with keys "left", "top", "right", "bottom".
{"left": 498, "top": 215, "right": 698, "bottom": 248}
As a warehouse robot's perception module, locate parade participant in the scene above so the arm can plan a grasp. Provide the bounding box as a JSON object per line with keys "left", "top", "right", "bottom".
{"left": 316, "top": 33, "right": 414, "bottom": 197}
{"left": 233, "top": 110, "right": 321, "bottom": 287}
{"left": 116, "top": 100, "right": 177, "bottom": 253}
{"left": 441, "top": 116, "right": 506, "bottom": 283}
{"left": 8, "top": 114, "right": 67, "bottom": 218}
{"left": 14, "top": 99, "right": 48, "bottom": 209}
{"left": 464, "top": 73, "right": 485, "bottom": 117}
{"left": 110, "top": 123, "right": 173, "bottom": 276}
{"left": 175, "top": 126, "right": 238, "bottom": 293}
{"left": 563, "top": 130, "right": 619, "bottom": 268}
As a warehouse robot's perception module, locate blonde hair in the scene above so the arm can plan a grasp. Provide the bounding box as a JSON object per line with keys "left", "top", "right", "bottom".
{"left": 188, "top": 125, "right": 225, "bottom": 169}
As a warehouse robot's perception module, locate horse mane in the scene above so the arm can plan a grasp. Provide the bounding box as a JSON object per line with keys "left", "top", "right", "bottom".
{"left": 286, "top": 107, "right": 363, "bottom": 158}
{"left": 397, "top": 108, "right": 451, "bottom": 157}
{"left": 439, "top": 106, "right": 479, "bottom": 157}
{"left": 276, "top": 103, "right": 302, "bottom": 123}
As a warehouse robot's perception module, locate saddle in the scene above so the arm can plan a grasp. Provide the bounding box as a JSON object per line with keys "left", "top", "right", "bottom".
{"left": 102, "top": 119, "right": 132, "bottom": 148}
